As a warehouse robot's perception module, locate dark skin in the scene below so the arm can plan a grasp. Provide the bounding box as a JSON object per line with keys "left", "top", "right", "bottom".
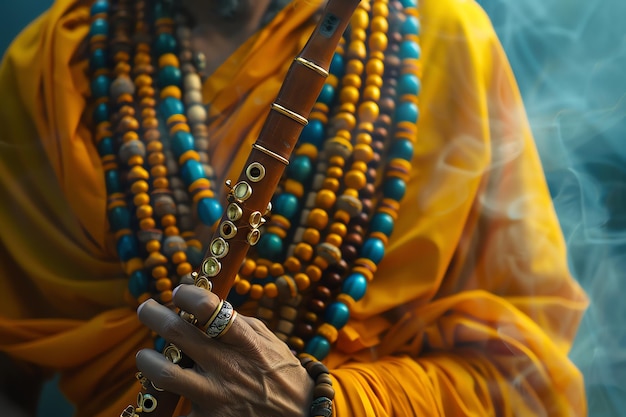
{"left": 135, "top": 1, "right": 315, "bottom": 416}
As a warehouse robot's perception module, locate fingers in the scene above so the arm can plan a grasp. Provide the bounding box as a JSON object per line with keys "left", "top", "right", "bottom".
{"left": 135, "top": 348, "right": 209, "bottom": 406}
{"left": 172, "top": 285, "right": 257, "bottom": 348}
{"left": 137, "top": 299, "right": 213, "bottom": 363}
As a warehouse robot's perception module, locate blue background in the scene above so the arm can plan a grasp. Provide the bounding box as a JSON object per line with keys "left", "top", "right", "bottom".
{"left": 2, "top": 1, "right": 625, "bottom": 416}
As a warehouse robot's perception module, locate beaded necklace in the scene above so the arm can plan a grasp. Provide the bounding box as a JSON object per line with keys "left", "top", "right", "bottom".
{"left": 88, "top": 0, "right": 421, "bottom": 361}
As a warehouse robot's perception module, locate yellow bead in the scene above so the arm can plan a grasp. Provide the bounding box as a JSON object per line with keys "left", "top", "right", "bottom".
{"left": 295, "top": 143, "right": 319, "bottom": 159}
{"left": 325, "top": 233, "right": 343, "bottom": 248}
{"left": 172, "top": 251, "right": 187, "bottom": 264}
{"left": 329, "top": 222, "right": 347, "bottom": 237}
{"left": 264, "top": 282, "right": 278, "bottom": 298}
{"left": 339, "top": 85, "right": 360, "bottom": 105}
{"left": 270, "top": 263, "right": 285, "bottom": 277}
{"left": 342, "top": 73, "right": 362, "bottom": 89}
{"left": 153, "top": 177, "right": 169, "bottom": 189}
{"left": 139, "top": 218, "right": 156, "bottom": 230}
{"left": 156, "top": 278, "right": 172, "bottom": 292}
{"left": 254, "top": 265, "right": 269, "bottom": 279}
{"left": 336, "top": 294, "right": 356, "bottom": 310}
{"left": 146, "top": 141, "right": 163, "bottom": 153}
{"left": 295, "top": 243, "right": 314, "bottom": 261}
{"left": 178, "top": 150, "right": 200, "bottom": 165}
{"left": 356, "top": 132, "right": 372, "bottom": 146}
{"left": 146, "top": 239, "right": 161, "bottom": 253}
{"left": 332, "top": 112, "right": 357, "bottom": 131}
{"left": 240, "top": 259, "right": 257, "bottom": 276}
{"left": 160, "top": 85, "right": 182, "bottom": 99}
{"left": 284, "top": 179, "right": 304, "bottom": 198}
{"left": 350, "top": 8, "right": 369, "bottom": 30}
{"left": 176, "top": 262, "right": 193, "bottom": 276}
{"left": 326, "top": 166, "right": 343, "bottom": 179}
{"left": 315, "top": 189, "right": 336, "bottom": 209}
{"left": 160, "top": 290, "right": 173, "bottom": 304}
{"left": 369, "top": 32, "right": 388, "bottom": 53}
{"left": 189, "top": 178, "right": 211, "bottom": 192}
{"left": 362, "top": 85, "right": 380, "bottom": 102}
{"left": 347, "top": 41, "right": 367, "bottom": 60}
{"left": 302, "top": 228, "right": 321, "bottom": 245}
{"left": 161, "top": 214, "right": 177, "bottom": 227}
{"left": 236, "top": 279, "right": 251, "bottom": 295}
{"left": 371, "top": 16, "right": 389, "bottom": 33}
{"left": 249, "top": 284, "right": 264, "bottom": 300}
{"left": 305, "top": 265, "right": 322, "bottom": 282}
{"left": 322, "top": 178, "right": 340, "bottom": 192}
{"left": 148, "top": 152, "right": 165, "bottom": 166}
{"left": 137, "top": 292, "right": 152, "bottom": 305}
{"left": 133, "top": 192, "right": 150, "bottom": 207}
{"left": 373, "top": 2, "right": 389, "bottom": 17}
{"left": 164, "top": 226, "right": 179, "bottom": 237}
{"left": 317, "top": 323, "right": 339, "bottom": 343}
{"left": 353, "top": 143, "right": 374, "bottom": 163}
{"left": 346, "top": 59, "right": 364, "bottom": 75}
{"left": 352, "top": 161, "right": 368, "bottom": 173}
{"left": 136, "top": 204, "right": 153, "bottom": 219}
{"left": 294, "top": 273, "right": 311, "bottom": 291}
{"left": 366, "top": 58, "right": 385, "bottom": 77}
{"left": 150, "top": 165, "right": 168, "bottom": 178}
{"left": 307, "top": 208, "right": 329, "bottom": 230}
{"left": 284, "top": 256, "right": 302, "bottom": 273}
{"left": 366, "top": 74, "right": 384, "bottom": 88}
{"left": 152, "top": 266, "right": 168, "bottom": 279}
{"left": 158, "top": 53, "right": 179, "bottom": 68}
{"left": 358, "top": 101, "right": 379, "bottom": 124}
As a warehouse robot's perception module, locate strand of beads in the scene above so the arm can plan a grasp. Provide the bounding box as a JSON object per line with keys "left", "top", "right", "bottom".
{"left": 302, "top": 0, "right": 421, "bottom": 361}
{"left": 89, "top": 0, "right": 153, "bottom": 306}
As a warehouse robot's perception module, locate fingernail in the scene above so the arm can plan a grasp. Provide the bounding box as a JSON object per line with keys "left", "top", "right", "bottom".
{"left": 172, "top": 285, "right": 180, "bottom": 298}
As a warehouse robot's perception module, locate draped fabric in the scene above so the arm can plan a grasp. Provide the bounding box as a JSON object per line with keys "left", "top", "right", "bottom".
{"left": 0, "top": 0, "right": 588, "bottom": 415}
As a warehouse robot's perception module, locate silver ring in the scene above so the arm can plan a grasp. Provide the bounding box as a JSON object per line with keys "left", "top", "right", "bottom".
{"left": 205, "top": 300, "right": 236, "bottom": 339}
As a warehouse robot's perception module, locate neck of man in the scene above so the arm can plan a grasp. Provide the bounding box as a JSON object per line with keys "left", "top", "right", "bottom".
{"left": 179, "top": 0, "right": 274, "bottom": 75}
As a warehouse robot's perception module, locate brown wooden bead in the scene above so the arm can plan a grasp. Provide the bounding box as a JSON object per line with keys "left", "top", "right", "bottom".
{"left": 308, "top": 298, "right": 326, "bottom": 313}
{"left": 313, "top": 383, "right": 335, "bottom": 400}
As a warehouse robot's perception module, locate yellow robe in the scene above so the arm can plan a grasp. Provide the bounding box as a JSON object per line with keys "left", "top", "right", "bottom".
{"left": 0, "top": 0, "right": 588, "bottom": 416}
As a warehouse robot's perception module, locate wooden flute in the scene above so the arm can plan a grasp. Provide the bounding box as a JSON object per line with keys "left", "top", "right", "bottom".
{"left": 122, "top": 0, "right": 361, "bottom": 415}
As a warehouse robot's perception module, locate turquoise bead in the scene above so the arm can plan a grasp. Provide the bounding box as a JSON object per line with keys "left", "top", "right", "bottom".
{"left": 186, "top": 245, "right": 204, "bottom": 267}
{"left": 256, "top": 233, "right": 283, "bottom": 261}
{"left": 154, "top": 33, "right": 177, "bottom": 55}
{"left": 400, "top": 0, "right": 418, "bottom": 8}
{"left": 325, "top": 301, "right": 351, "bottom": 328}
{"left": 300, "top": 119, "right": 325, "bottom": 147}
{"left": 93, "top": 102, "right": 109, "bottom": 123}
{"left": 90, "top": 0, "right": 109, "bottom": 15}
{"left": 108, "top": 206, "right": 131, "bottom": 231}
{"left": 361, "top": 238, "right": 385, "bottom": 264}
{"left": 97, "top": 136, "right": 114, "bottom": 156}
{"left": 90, "top": 48, "right": 107, "bottom": 72}
{"left": 104, "top": 169, "right": 121, "bottom": 194}
{"left": 287, "top": 154, "right": 312, "bottom": 183}
{"left": 171, "top": 130, "right": 195, "bottom": 158}
{"left": 395, "top": 102, "right": 419, "bottom": 123}
{"left": 157, "top": 65, "right": 182, "bottom": 88}
{"left": 371, "top": 212, "right": 395, "bottom": 237}
{"left": 89, "top": 18, "right": 108, "bottom": 37}
{"left": 159, "top": 96, "right": 184, "bottom": 120}
{"left": 317, "top": 83, "right": 335, "bottom": 105}
{"left": 330, "top": 53, "right": 344, "bottom": 78}
{"left": 117, "top": 234, "right": 139, "bottom": 262}
{"left": 197, "top": 197, "right": 223, "bottom": 226}
{"left": 304, "top": 335, "right": 331, "bottom": 360}
{"left": 128, "top": 270, "right": 149, "bottom": 298}
{"left": 399, "top": 40, "right": 421, "bottom": 60}
{"left": 273, "top": 193, "right": 299, "bottom": 220}
{"left": 398, "top": 73, "right": 420, "bottom": 96}
{"left": 383, "top": 177, "right": 406, "bottom": 201}
{"left": 180, "top": 159, "right": 204, "bottom": 185}
{"left": 389, "top": 139, "right": 414, "bottom": 161}
{"left": 153, "top": 336, "right": 166, "bottom": 353}
{"left": 342, "top": 273, "right": 368, "bottom": 301}
{"left": 91, "top": 74, "right": 110, "bottom": 99}
{"left": 401, "top": 15, "right": 421, "bottom": 36}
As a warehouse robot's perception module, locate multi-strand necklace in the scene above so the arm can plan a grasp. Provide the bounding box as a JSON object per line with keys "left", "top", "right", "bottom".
{"left": 87, "top": 0, "right": 421, "bottom": 361}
